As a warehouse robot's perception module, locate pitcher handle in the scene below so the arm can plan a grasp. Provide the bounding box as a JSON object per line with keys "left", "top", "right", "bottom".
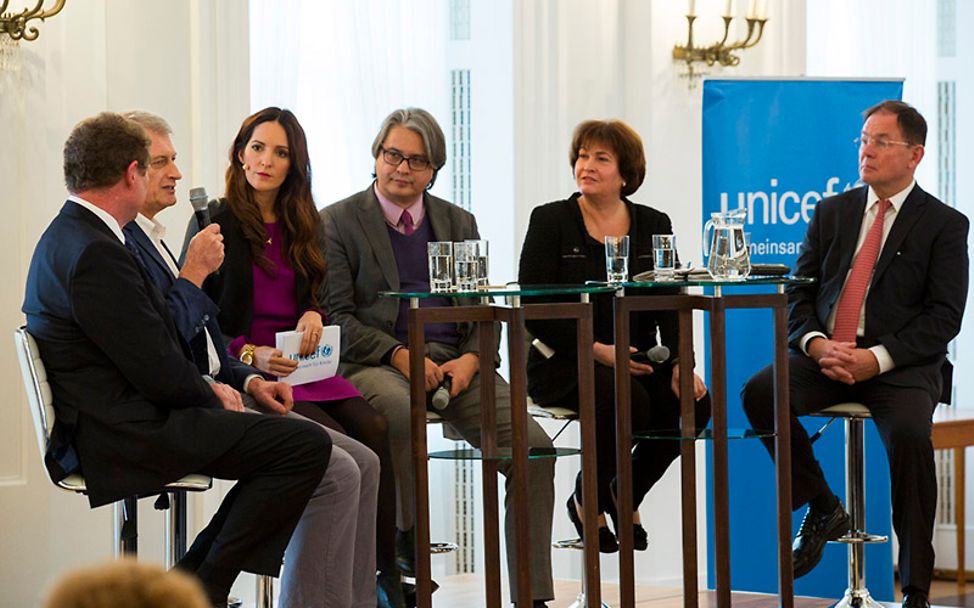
{"left": 703, "top": 219, "right": 714, "bottom": 256}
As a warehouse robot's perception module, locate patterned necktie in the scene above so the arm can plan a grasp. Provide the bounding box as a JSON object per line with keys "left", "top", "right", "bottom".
{"left": 401, "top": 210, "right": 415, "bottom": 236}
{"left": 831, "top": 199, "right": 892, "bottom": 342}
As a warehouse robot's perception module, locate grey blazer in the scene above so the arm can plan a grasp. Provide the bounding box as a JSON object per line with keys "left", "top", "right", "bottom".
{"left": 320, "top": 185, "right": 495, "bottom": 367}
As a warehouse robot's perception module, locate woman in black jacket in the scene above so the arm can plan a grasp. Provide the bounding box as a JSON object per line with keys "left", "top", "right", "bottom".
{"left": 518, "top": 119, "right": 711, "bottom": 552}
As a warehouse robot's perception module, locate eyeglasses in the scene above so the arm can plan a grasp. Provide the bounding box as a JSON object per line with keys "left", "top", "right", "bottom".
{"left": 379, "top": 147, "right": 432, "bottom": 171}
{"left": 854, "top": 134, "right": 916, "bottom": 150}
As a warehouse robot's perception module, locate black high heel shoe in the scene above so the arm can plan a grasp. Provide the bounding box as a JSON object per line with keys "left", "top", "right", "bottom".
{"left": 566, "top": 495, "right": 618, "bottom": 553}
{"left": 608, "top": 480, "right": 649, "bottom": 551}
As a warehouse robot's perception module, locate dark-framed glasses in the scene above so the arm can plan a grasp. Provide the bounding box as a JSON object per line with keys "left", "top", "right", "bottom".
{"left": 379, "top": 147, "right": 432, "bottom": 171}
{"left": 854, "top": 134, "right": 916, "bottom": 150}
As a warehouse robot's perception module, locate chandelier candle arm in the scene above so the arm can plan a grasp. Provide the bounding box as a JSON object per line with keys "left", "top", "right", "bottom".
{"left": 0, "top": 0, "right": 67, "bottom": 41}
{"left": 672, "top": 7, "right": 768, "bottom": 87}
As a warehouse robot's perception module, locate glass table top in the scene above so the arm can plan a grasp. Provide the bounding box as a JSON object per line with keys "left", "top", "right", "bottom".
{"left": 428, "top": 446, "right": 581, "bottom": 460}
{"left": 381, "top": 277, "right": 812, "bottom": 298}
{"left": 634, "top": 428, "right": 775, "bottom": 441}
{"left": 380, "top": 283, "right": 618, "bottom": 299}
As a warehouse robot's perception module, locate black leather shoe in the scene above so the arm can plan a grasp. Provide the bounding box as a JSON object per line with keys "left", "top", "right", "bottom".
{"left": 402, "top": 579, "right": 439, "bottom": 608}
{"left": 396, "top": 528, "right": 416, "bottom": 577}
{"left": 377, "top": 569, "right": 407, "bottom": 608}
{"left": 566, "top": 495, "right": 618, "bottom": 553}
{"left": 792, "top": 502, "right": 850, "bottom": 578}
{"left": 633, "top": 523, "right": 649, "bottom": 551}
{"left": 902, "top": 591, "right": 930, "bottom": 608}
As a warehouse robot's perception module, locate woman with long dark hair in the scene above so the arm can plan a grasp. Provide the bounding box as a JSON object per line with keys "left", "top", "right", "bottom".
{"left": 185, "top": 107, "right": 404, "bottom": 608}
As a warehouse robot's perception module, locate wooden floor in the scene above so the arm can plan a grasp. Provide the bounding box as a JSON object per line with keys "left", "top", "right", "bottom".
{"left": 426, "top": 575, "right": 974, "bottom": 607}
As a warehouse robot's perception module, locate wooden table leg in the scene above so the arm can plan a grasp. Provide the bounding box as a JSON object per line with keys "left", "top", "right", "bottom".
{"left": 478, "top": 318, "right": 502, "bottom": 608}
{"left": 957, "top": 446, "right": 966, "bottom": 590}
{"left": 773, "top": 300, "right": 794, "bottom": 607}
{"left": 408, "top": 307, "right": 434, "bottom": 608}
{"left": 708, "top": 300, "right": 730, "bottom": 608}
{"left": 613, "top": 295, "right": 635, "bottom": 608}
{"left": 506, "top": 306, "right": 534, "bottom": 608}
{"left": 678, "top": 306, "right": 699, "bottom": 608}
{"left": 575, "top": 305, "right": 602, "bottom": 608}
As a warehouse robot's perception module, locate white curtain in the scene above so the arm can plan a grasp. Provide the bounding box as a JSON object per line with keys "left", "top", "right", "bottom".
{"left": 249, "top": 0, "right": 451, "bottom": 209}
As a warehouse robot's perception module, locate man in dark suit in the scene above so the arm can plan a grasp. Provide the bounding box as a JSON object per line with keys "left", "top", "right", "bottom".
{"left": 320, "top": 108, "right": 555, "bottom": 607}
{"left": 23, "top": 112, "right": 330, "bottom": 606}
{"left": 120, "top": 111, "right": 379, "bottom": 608}
{"left": 742, "top": 100, "right": 969, "bottom": 608}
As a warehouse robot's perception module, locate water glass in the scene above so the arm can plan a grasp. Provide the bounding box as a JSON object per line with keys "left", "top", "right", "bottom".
{"left": 453, "top": 241, "right": 480, "bottom": 292}
{"left": 652, "top": 234, "right": 677, "bottom": 280}
{"left": 427, "top": 242, "right": 454, "bottom": 292}
{"left": 604, "top": 235, "right": 630, "bottom": 283}
{"left": 465, "top": 239, "right": 489, "bottom": 287}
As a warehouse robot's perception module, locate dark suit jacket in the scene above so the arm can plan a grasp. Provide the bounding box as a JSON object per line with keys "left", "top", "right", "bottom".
{"left": 518, "top": 194, "right": 680, "bottom": 405}
{"left": 182, "top": 199, "right": 324, "bottom": 348}
{"left": 123, "top": 219, "right": 256, "bottom": 390}
{"left": 23, "top": 201, "right": 247, "bottom": 506}
{"left": 319, "top": 185, "right": 495, "bottom": 368}
{"left": 788, "top": 184, "right": 969, "bottom": 401}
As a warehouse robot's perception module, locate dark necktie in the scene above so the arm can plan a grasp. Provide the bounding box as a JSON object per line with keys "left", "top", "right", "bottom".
{"left": 832, "top": 199, "right": 892, "bottom": 342}
{"left": 401, "top": 210, "right": 415, "bottom": 236}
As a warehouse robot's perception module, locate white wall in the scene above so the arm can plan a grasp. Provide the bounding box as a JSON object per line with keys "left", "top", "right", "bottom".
{"left": 0, "top": 2, "right": 249, "bottom": 605}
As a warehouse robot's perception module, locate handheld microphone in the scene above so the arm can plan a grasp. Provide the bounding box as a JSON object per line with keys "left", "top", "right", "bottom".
{"left": 631, "top": 344, "right": 671, "bottom": 364}
{"left": 431, "top": 377, "right": 452, "bottom": 410}
{"left": 189, "top": 187, "right": 211, "bottom": 229}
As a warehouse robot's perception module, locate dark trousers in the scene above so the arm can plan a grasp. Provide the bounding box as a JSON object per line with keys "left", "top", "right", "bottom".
{"left": 741, "top": 352, "right": 937, "bottom": 593}
{"left": 559, "top": 363, "right": 712, "bottom": 516}
{"left": 180, "top": 413, "right": 331, "bottom": 577}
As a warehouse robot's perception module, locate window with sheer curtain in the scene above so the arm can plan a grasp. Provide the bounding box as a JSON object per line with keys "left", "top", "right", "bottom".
{"left": 248, "top": 0, "right": 453, "bottom": 209}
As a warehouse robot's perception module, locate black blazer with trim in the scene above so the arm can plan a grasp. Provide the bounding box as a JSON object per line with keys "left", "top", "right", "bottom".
{"left": 518, "top": 194, "right": 680, "bottom": 405}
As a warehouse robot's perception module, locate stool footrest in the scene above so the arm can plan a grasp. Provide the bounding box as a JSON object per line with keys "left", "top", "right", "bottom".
{"left": 833, "top": 532, "right": 889, "bottom": 544}
{"left": 430, "top": 541, "right": 458, "bottom": 554}
{"left": 552, "top": 538, "right": 585, "bottom": 550}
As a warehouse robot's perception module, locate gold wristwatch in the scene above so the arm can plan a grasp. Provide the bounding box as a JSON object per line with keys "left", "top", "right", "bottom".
{"left": 239, "top": 343, "right": 257, "bottom": 366}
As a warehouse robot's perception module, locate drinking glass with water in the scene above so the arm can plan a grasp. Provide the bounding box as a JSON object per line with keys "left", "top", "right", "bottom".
{"left": 652, "top": 234, "right": 677, "bottom": 280}
{"left": 604, "top": 235, "right": 630, "bottom": 283}
{"left": 427, "top": 241, "right": 454, "bottom": 292}
{"left": 453, "top": 241, "right": 480, "bottom": 292}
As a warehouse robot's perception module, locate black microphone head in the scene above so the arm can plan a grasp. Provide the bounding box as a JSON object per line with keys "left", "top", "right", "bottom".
{"left": 189, "top": 187, "right": 209, "bottom": 211}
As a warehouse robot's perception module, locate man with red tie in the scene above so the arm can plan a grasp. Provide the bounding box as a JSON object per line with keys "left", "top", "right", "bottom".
{"left": 742, "top": 100, "right": 969, "bottom": 608}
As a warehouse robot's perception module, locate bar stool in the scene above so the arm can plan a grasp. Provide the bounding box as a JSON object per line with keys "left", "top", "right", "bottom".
{"left": 809, "top": 402, "right": 888, "bottom": 608}
{"left": 14, "top": 327, "right": 269, "bottom": 608}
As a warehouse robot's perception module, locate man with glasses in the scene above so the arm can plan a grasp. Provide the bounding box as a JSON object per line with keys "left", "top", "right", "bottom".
{"left": 742, "top": 100, "right": 969, "bottom": 607}
{"left": 320, "top": 108, "right": 555, "bottom": 608}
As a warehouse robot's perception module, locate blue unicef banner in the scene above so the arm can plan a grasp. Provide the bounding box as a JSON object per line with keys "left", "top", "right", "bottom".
{"left": 701, "top": 78, "right": 903, "bottom": 599}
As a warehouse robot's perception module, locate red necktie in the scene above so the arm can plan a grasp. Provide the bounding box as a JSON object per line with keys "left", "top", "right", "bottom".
{"left": 401, "top": 210, "right": 415, "bottom": 236}
{"left": 832, "top": 199, "right": 892, "bottom": 342}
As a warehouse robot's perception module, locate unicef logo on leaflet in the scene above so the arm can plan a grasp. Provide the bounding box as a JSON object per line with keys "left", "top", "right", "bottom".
{"left": 289, "top": 344, "right": 334, "bottom": 361}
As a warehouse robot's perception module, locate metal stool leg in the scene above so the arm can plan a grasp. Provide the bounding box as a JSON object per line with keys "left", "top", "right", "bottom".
{"left": 552, "top": 539, "right": 609, "bottom": 608}
{"left": 256, "top": 574, "right": 274, "bottom": 608}
{"left": 165, "top": 490, "right": 188, "bottom": 569}
{"left": 834, "top": 417, "right": 886, "bottom": 608}
{"left": 114, "top": 497, "right": 138, "bottom": 557}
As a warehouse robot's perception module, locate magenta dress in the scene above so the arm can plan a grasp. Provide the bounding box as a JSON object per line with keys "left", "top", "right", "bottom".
{"left": 228, "top": 222, "right": 360, "bottom": 402}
